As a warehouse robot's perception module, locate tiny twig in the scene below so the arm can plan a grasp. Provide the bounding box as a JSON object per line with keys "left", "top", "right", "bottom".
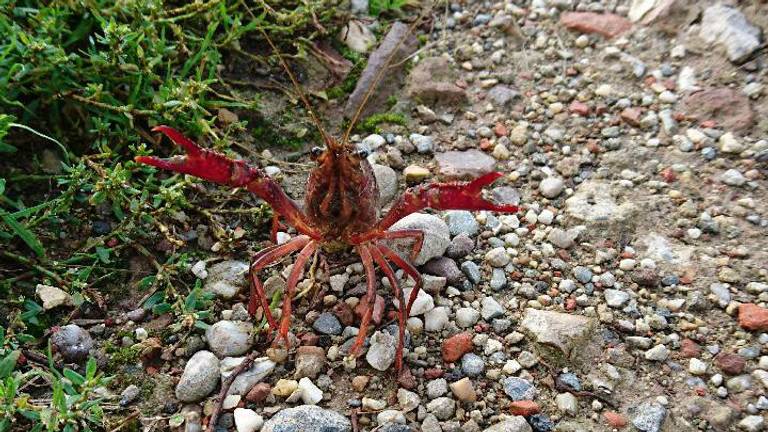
{"left": 108, "top": 410, "right": 141, "bottom": 432}
{"left": 207, "top": 352, "right": 257, "bottom": 430}
{"left": 22, "top": 349, "right": 63, "bottom": 370}
{"left": 350, "top": 408, "right": 360, "bottom": 432}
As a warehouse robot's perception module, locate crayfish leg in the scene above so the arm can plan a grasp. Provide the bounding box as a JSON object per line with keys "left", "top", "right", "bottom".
{"left": 279, "top": 241, "right": 318, "bottom": 348}
{"left": 369, "top": 244, "right": 406, "bottom": 373}
{"left": 349, "top": 245, "right": 377, "bottom": 358}
{"left": 248, "top": 236, "right": 312, "bottom": 338}
{"left": 353, "top": 229, "right": 424, "bottom": 262}
{"left": 377, "top": 244, "right": 423, "bottom": 316}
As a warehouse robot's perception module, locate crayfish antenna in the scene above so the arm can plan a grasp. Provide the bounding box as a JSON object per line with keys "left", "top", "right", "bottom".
{"left": 341, "top": 15, "right": 425, "bottom": 146}
{"left": 242, "top": 4, "right": 339, "bottom": 151}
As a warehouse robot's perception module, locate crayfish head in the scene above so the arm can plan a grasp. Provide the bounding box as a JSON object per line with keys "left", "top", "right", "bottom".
{"left": 304, "top": 135, "right": 380, "bottom": 240}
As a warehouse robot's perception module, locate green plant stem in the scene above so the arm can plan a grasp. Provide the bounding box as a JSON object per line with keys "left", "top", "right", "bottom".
{"left": 0, "top": 251, "right": 65, "bottom": 286}
{"left": 65, "top": 94, "right": 156, "bottom": 117}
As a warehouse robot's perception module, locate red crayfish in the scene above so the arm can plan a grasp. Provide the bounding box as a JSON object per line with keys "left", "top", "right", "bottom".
{"left": 135, "top": 22, "right": 518, "bottom": 376}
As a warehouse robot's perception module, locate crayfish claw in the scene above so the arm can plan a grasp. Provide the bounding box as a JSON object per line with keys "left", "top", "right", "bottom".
{"left": 151, "top": 125, "right": 202, "bottom": 156}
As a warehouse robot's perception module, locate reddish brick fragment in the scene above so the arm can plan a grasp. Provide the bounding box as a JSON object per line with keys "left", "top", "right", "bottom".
{"left": 442, "top": 332, "right": 473, "bottom": 363}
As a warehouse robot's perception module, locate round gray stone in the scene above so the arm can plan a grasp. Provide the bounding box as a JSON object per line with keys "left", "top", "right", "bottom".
{"left": 175, "top": 350, "right": 221, "bottom": 402}
{"left": 262, "top": 406, "right": 351, "bottom": 432}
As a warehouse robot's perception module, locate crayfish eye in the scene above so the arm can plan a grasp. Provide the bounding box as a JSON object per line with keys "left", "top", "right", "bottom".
{"left": 355, "top": 147, "right": 371, "bottom": 158}
{"left": 310, "top": 146, "right": 324, "bottom": 159}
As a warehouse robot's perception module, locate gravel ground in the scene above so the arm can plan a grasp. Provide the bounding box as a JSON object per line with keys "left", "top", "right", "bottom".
{"left": 47, "top": 1, "right": 768, "bottom": 431}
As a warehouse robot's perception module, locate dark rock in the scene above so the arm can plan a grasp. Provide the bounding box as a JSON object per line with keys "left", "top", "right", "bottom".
{"left": 632, "top": 268, "right": 660, "bottom": 287}
{"left": 423, "top": 257, "right": 464, "bottom": 285}
{"left": 529, "top": 414, "right": 555, "bottom": 432}
{"left": 51, "top": 325, "right": 93, "bottom": 363}
{"left": 313, "top": 313, "right": 343, "bottom": 335}
{"left": 446, "top": 234, "right": 475, "bottom": 259}
{"left": 715, "top": 352, "right": 746, "bottom": 375}
{"left": 681, "top": 88, "right": 754, "bottom": 133}
{"left": 344, "top": 22, "right": 418, "bottom": 119}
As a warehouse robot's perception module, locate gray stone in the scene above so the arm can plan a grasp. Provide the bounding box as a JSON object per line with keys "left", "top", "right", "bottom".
{"left": 645, "top": 344, "right": 669, "bottom": 362}
{"left": 490, "top": 269, "right": 507, "bottom": 290}
{"left": 487, "top": 85, "right": 521, "bottom": 107}
{"left": 176, "top": 351, "right": 221, "bottom": 402}
{"left": 426, "top": 397, "right": 456, "bottom": 420}
{"left": 435, "top": 150, "right": 496, "bottom": 180}
{"left": 446, "top": 233, "right": 475, "bottom": 259}
{"left": 426, "top": 378, "right": 448, "bottom": 399}
{"left": 206, "top": 321, "right": 253, "bottom": 357}
{"left": 410, "top": 134, "right": 434, "bottom": 154}
{"left": 520, "top": 308, "right": 596, "bottom": 365}
{"left": 502, "top": 377, "right": 537, "bottom": 401}
{"left": 481, "top": 297, "right": 505, "bottom": 320}
{"left": 221, "top": 356, "right": 276, "bottom": 395}
{"left": 373, "top": 164, "right": 398, "bottom": 204}
{"left": 492, "top": 187, "right": 521, "bottom": 206}
{"left": 461, "top": 261, "right": 482, "bottom": 284}
{"left": 482, "top": 418, "right": 531, "bottom": 432}
{"left": 539, "top": 177, "right": 565, "bottom": 198}
{"left": 204, "top": 260, "right": 250, "bottom": 299}
{"left": 564, "top": 180, "right": 638, "bottom": 230}
{"left": 700, "top": 4, "right": 762, "bottom": 63}
{"left": 710, "top": 283, "right": 731, "bottom": 308}
{"left": 485, "top": 247, "right": 510, "bottom": 267}
{"left": 456, "top": 307, "right": 481, "bottom": 328}
{"left": 119, "top": 385, "right": 140, "bottom": 407}
{"left": 361, "top": 134, "right": 386, "bottom": 152}
{"left": 461, "top": 353, "right": 485, "bottom": 377}
{"left": 366, "top": 331, "right": 397, "bottom": 371}
{"left": 398, "top": 288, "right": 434, "bottom": 316}
{"left": 397, "top": 388, "right": 420, "bottom": 412}
{"left": 738, "top": 415, "right": 765, "bottom": 432}
{"left": 425, "top": 307, "right": 449, "bottom": 332}
{"left": 556, "top": 392, "right": 579, "bottom": 415}
{"left": 726, "top": 375, "right": 752, "bottom": 393}
{"left": 340, "top": 20, "right": 375, "bottom": 53}
{"left": 721, "top": 169, "right": 746, "bottom": 186}
{"left": 547, "top": 228, "right": 576, "bottom": 249}
{"left": 423, "top": 257, "right": 463, "bottom": 285}
{"left": 604, "top": 289, "right": 630, "bottom": 308}
{"left": 630, "top": 402, "right": 667, "bottom": 432}
{"left": 407, "top": 57, "right": 467, "bottom": 106}
{"left": 573, "top": 266, "right": 593, "bottom": 284}
{"left": 262, "top": 406, "right": 351, "bottom": 432}
{"left": 445, "top": 211, "right": 479, "bottom": 236}
{"left": 389, "top": 213, "right": 450, "bottom": 265}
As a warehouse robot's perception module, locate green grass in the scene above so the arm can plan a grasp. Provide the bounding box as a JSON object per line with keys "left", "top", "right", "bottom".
{"left": 0, "top": 1, "right": 351, "bottom": 429}
{"left": 357, "top": 112, "right": 408, "bottom": 133}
